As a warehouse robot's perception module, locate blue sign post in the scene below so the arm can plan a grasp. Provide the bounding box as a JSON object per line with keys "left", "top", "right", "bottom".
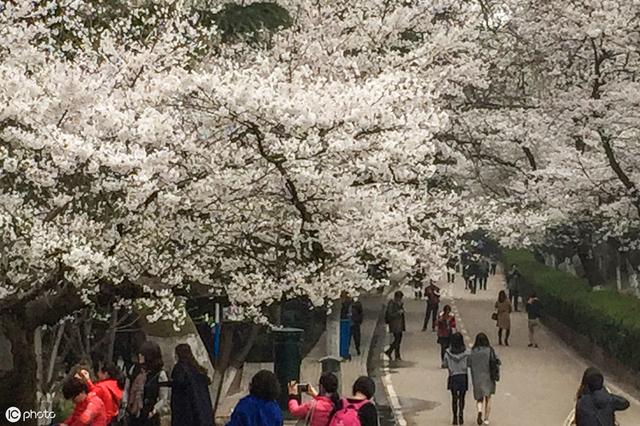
{"left": 339, "top": 319, "right": 351, "bottom": 359}
{"left": 212, "top": 322, "right": 221, "bottom": 360}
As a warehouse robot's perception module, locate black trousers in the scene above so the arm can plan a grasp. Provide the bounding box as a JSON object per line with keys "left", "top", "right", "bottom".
{"left": 498, "top": 328, "right": 511, "bottom": 345}
{"left": 509, "top": 290, "right": 519, "bottom": 311}
{"left": 470, "top": 278, "right": 478, "bottom": 294}
{"left": 388, "top": 332, "right": 403, "bottom": 359}
{"left": 351, "top": 324, "right": 362, "bottom": 353}
{"left": 414, "top": 288, "right": 422, "bottom": 299}
{"left": 479, "top": 276, "right": 487, "bottom": 290}
{"left": 490, "top": 264, "right": 497, "bottom": 275}
{"left": 452, "top": 390, "right": 466, "bottom": 417}
{"left": 423, "top": 303, "right": 439, "bottom": 330}
{"left": 447, "top": 272, "right": 455, "bottom": 283}
{"left": 128, "top": 415, "right": 160, "bottom": 426}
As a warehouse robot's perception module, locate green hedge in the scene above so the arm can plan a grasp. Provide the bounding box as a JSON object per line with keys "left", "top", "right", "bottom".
{"left": 503, "top": 249, "right": 640, "bottom": 372}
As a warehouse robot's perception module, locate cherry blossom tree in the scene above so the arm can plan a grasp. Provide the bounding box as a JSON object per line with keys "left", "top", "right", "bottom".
{"left": 442, "top": 0, "right": 640, "bottom": 286}
{"left": 1, "top": 0, "right": 490, "bottom": 414}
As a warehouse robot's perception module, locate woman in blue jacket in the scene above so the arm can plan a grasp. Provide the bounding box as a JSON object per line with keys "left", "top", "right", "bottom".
{"left": 227, "top": 370, "right": 283, "bottom": 426}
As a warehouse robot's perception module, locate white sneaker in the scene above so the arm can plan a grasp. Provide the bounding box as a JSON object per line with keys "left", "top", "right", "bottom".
{"left": 483, "top": 420, "right": 490, "bottom": 425}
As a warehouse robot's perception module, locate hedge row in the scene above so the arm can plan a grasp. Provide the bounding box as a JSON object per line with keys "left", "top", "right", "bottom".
{"left": 503, "top": 249, "right": 640, "bottom": 372}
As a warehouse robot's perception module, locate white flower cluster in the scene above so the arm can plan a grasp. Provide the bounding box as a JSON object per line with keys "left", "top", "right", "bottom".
{"left": 0, "top": 0, "right": 491, "bottom": 323}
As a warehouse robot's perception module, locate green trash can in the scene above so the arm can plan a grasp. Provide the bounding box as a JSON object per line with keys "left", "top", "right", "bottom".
{"left": 272, "top": 327, "right": 304, "bottom": 412}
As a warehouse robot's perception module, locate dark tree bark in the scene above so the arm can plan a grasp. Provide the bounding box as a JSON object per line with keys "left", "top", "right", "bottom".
{"left": 0, "top": 282, "right": 84, "bottom": 421}
{"left": 0, "top": 314, "right": 38, "bottom": 426}
{"left": 577, "top": 244, "right": 606, "bottom": 288}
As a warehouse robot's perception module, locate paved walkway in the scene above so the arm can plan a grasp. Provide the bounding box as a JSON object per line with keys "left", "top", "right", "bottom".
{"left": 379, "top": 270, "right": 640, "bottom": 425}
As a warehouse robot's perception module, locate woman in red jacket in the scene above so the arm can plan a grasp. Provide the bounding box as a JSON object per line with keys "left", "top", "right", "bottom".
{"left": 437, "top": 305, "right": 457, "bottom": 368}
{"left": 78, "top": 362, "right": 124, "bottom": 425}
{"left": 61, "top": 376, "right": 108, "bottom": 426}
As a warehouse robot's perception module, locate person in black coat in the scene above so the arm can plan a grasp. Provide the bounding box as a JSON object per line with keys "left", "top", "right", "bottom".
{"left": 575, "top": 367, "right": 629, "bottom": 426}
{"left": 171, "top": 344, "right": 213, "bottom": 426}
{"left": 341, "top": 294, "right": 365, "bottom": 356}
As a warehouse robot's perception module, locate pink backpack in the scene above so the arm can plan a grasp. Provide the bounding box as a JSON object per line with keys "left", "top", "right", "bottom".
{"left": 328, "top": 398, "right": 369, "bottom": 426}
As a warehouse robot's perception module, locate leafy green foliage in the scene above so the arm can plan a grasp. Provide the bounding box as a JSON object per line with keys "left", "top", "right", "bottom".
{"left": 202, "top": 2, "right": 292, "bottom": 43}
{"left": 504, "top": 249, "right": 640, "bottom": 371}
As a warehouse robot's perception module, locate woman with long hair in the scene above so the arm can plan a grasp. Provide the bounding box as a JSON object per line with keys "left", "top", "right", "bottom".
{"left": 444, "top": 332, "right": 469, "bottom": 425}
{"left": 171, "top": 344, "right": 213, "bottom": 426}
{"left": 494, "top": 291, "right": 512, "bottom": 346}
{"left": 288, "top": 372, "right": 340, "bottom": 426}
{"left": 437, "top": 305, "right": 457, "bottom": 367}
{"left": 468, "top": 333, "right": 500, "bottom": 425}
{"left": 126, "top": 341, "right": 169, "bottom": 426}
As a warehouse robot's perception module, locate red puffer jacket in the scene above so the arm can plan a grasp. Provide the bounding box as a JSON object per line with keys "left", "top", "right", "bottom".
{"left": 437, "top": 313, "right": 456, "bottom": 338}
{"left": 88, "top": 378, "right": 123, "bottom": 420}
{"left": 63, "top": 391, "right": 108, "bottom": 426}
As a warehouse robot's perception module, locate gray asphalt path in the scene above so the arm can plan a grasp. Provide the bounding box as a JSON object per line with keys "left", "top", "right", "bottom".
{"left": 381, "top": 271, "right": 640, "bottom": 425}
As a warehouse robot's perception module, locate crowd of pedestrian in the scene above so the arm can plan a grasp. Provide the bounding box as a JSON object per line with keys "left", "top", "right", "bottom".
{"left": 54, "top": 254, "right": 633, "bottom": 426}
{"left": 57, "top": 342, "right": 212, "bottom": 426}
{"left": 380, "top": 256, "right": 632, "bottom": 426}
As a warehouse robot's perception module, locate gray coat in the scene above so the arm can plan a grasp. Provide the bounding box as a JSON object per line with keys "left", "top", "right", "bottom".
{"left": 385, "top": 300, "right": 406, "bottom": 334}
{"left": 468, "top": 346, "right": 500, "bottom": 400}
{"left": 444, "top": 349, "right": 469, "bottom": 376}
{"left": 506, "top": 269, "right": 521, "bottom": 292}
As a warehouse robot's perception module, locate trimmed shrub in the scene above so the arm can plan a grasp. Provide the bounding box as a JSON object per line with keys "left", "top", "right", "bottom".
{"left": 504, "top": 249, "right": 640, "bottom": 372}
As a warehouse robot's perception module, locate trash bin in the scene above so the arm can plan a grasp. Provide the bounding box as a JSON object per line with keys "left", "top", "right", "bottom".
{"left": 272, "top": 327, "right": 304, "bottom": 411}
{"left": 319, "top": 356, "right": 342, "bottom": 375}
{"left": 340, "top": 318, "right": 351, "bottom": 359}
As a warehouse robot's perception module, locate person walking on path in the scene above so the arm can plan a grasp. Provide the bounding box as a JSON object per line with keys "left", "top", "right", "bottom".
{"left": 463, "top": 260, "right": 471, "bottom": 290}
{"left": 226, "top": 370, "right": 283, "bottom": 426}
{"left": 437, "top": 305, "right": 457, "bottom": 367}
{"left": 506, "top": 264, "right": 522, "bottom": 311}
{"left": 329, "top": 376, "right": 379, "bottom": 426}
{"left": 489, "top": 255, "right": 497, "bottom": 276}
{"left": 351, "top": 299, "right": 364, "bottom": 356}
{"left": 447, "top": 257, "right": 458, "bottom": 283}
{"left": 468, "top": 257, "right": 480, "bottom": 294}
{"left": 468, "top": 333, "right": 501, "bottom": 425}
{"left": 341, "top": 294, "right": 364, "bottom": 356}
{"left": 422, "top": 280, "right": 441, "bottom": 332}
{"left": 170, "top": 344, "right": 213, "bottom": 426}
{"left": 384, "top": 291, "right": 406, "bottom": 361}
{"left": 526, "top": 292, "right": 542, "bottom": 348}
{"left": 478, "top": 258, "right": 490, "bottom": 291}
{"left": 444, "top": 333, "right": 470, "bottom": 425}
{"left": 494, "top": 291, "right": 512, "bottom": 346}
{"left": 574, "top": 367, "right": 629, "bottom": 426}
{"left": 289, "top": 372, "right": 340, "bottom": 426}
{"left": 410, "top": 265, "right": 426, "bottom": 300}
{"left": 126, "top": 341, "right": 169, "bottom": 426}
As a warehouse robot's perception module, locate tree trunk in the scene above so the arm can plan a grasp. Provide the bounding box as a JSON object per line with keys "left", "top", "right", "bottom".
{"left": 106, "top": 307, "right": 119, "bottom": 362}
{"left": 0, "top": 314, "right": 38, "bottom": 426}
{"left": 616, "top": 250, "right": 623, "bottom": 291}
{"left": 35, "top": 326, "right": 43, "bottom": 394}
{"left": 577, "top": 244, "right": 605, "bottom": 287}
{"left": 46, "top": 323, "right": 66, "bottom": 388}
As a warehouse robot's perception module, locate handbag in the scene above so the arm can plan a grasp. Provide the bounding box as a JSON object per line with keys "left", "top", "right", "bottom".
{"left": 489, "top": 348, "right": 500, "bottom": 382}
{"left": 491, "top": 312, "right": 498, "bottom": 321}
{"left": 296, "top": 399, "right": 316, "bottom": 426}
